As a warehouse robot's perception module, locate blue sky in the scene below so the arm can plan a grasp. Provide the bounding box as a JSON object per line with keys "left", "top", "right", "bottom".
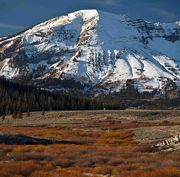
{"left": 0, "top": 0, "right": 179, "bottom": 37}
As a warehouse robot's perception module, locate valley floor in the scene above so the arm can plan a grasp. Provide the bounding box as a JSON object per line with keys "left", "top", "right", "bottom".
{"left": 0, "top": 110, "right": 180, "bottom": 177}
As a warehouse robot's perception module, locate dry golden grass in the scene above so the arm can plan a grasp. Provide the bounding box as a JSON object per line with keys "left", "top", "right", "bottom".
{"left": 0, "top": 110, "right": 179, "bottom": 177}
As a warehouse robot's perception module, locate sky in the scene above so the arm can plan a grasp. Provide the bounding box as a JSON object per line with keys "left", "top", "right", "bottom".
{"left": 0, "top": 0, "right": 179, "bottom": 37}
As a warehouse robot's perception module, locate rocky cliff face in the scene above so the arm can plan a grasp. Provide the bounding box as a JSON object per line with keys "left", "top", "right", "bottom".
{"left": 0, "top": 10, "right": 179, "bottom": 93}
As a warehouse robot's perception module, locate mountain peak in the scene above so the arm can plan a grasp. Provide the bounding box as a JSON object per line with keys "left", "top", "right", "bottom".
{"left": 0, "top": 10, "right": 179, "bottom": 94}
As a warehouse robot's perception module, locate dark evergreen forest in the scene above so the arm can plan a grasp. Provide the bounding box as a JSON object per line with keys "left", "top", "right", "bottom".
{"left": 0, "top": 77, "right": 179, "bottom": 118}
{"left": 0, "top": 77, "right": 101, "bottom": 117}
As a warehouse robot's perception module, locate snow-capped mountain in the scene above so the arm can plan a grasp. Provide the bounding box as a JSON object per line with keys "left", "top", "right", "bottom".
{"left": 0, "top": 9, "right": 179, "bottom": 93}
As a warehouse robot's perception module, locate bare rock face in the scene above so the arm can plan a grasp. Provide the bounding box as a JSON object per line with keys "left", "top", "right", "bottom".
{"left": 154, "top": 134, "right": 180, "bottom": 151}
{"left": 0, "top": 10, "right": 180, "bottom": 93}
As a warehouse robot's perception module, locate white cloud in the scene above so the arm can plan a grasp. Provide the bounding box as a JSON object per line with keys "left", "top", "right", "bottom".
{"left": 0, "top": 23, "right": 26, "bottom": 29}
{"left": 152, "top": 8, "right": 178, "bottom": 21}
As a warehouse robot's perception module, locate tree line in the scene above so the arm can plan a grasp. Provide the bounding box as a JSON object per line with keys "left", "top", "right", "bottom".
{"left": 0, "top": 77, "right": 102, "bottom": 118}
{"left": 0, "top": 77, "right": 179, "bottom": 119}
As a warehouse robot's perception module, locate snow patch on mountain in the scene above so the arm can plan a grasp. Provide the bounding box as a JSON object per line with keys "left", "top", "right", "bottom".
{"left": 0, "top": 9, "right": 179, "bottom": 93}
{"left": 0, "top": 58, "right": 19, "bottom": 78}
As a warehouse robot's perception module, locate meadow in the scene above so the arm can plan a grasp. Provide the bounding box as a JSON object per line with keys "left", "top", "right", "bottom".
{"left": 0, "top": 110, "right": 179, "bottom": 177}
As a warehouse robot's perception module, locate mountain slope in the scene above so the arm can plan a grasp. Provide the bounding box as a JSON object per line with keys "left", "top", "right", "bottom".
{"left": 0, "top": 9, "right": 179, "bottom": 93}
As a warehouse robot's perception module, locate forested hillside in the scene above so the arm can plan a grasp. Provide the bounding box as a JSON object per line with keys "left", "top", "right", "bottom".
{"left": 0, "top": 77, "right": 101, "bottom": 117}
{"left": 0, "top": 77, "right": 179, "bottom": 119}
